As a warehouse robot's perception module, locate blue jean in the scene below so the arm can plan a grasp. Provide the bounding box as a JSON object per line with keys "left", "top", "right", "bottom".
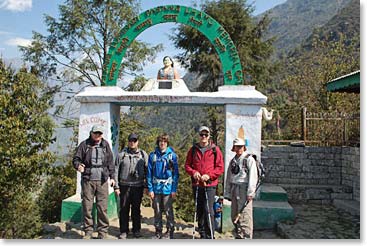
{"left": 152, "top": 194, "right": 175, "bottom": 231}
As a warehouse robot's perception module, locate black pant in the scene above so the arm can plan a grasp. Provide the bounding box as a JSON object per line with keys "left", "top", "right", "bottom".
{"left": 193, "top": 186, "right": 216, "bottom": 239}
{"left": 119, "top": 185, "right": 144, "bottom": 233}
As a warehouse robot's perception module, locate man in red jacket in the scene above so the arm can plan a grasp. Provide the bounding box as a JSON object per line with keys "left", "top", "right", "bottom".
{"left": 185, "top": 126, "right": 224, "bottom": 239}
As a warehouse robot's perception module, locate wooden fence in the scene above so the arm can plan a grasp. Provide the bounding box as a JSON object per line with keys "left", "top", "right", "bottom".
{"left": 262, "top": 107, "right": 360, "bottom": 147}
{"left": 301, "top": 107, "right": 360, "bottom": 146}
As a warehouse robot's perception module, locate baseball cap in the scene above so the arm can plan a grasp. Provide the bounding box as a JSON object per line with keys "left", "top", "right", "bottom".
{"left": 198, "top": 126, "right": 210, "bottom": 133}
{"left": 128, "top": 133, "right": 139, "bottom": 141}
{"left": 91, "top": 125, "right": 104, "bottom": 134}
{"left": 231, "top": 137, "right": 246, "bottom": 152}
{"left": 233, "top": 137, "right": 245, "bottom": 146}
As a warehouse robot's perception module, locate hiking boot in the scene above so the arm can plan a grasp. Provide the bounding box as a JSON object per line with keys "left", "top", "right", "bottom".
{"left": 152, "top": 229, "right": 162, "bottom": 239}
{"left": 161, "top": 228, "right": 174, "bottom": 239}
{"left": 118, "top": 232, "right": 127, "bottom": 239}
{"left": 199, "top": 233, "right": 206, "bottom": 239}
{"left": 133, "top": 231, "right": 141, "bottom": 238}
{"left": 96, "top": 233, "right": 107, "bottom": 239}
{"left": 83, "top": 232, "right": 93, "bottom": 239}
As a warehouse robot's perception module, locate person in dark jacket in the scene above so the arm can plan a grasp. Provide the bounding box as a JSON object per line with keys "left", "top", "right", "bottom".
{"left": 73, "top": 125, "right": 115, "bottom": 239}
{"left": 147, "top": 133, "right": 179, "bottom": 239}
{"left": 185, "top": 126, "right": 224, "bottom": 239}
{"left": 114, "top": 133, "right": 148, "bottom": 239}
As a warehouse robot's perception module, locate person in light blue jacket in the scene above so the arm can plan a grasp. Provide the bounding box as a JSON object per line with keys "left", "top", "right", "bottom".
{"left": 147, "top": 133, "right": 179, "bottom": 239}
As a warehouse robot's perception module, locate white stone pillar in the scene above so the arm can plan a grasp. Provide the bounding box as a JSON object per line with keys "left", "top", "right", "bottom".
{"left": 76, "top": 102, "right": 120, "bottom": 194}
{"left": 221, "top": 86, "right": 266, "bottom": 232}
{"left": 224, "top": 104, "right": 263, "bottom": 165}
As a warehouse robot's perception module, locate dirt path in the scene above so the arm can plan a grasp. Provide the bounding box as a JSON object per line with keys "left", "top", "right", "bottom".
{"left": 41, "top": 206, "right": 237, "bottom": 239}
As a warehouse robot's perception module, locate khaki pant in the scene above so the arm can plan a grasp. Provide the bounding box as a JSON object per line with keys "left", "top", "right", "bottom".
{"left": 82, "top": 180, "right": 109, "bottom": 236}
{"left": 230, "top": 183, "right": 253, "bottom": 239}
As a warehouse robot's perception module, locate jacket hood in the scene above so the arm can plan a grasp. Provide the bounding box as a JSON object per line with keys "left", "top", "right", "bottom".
{"left": 155, "top": 146, "right": 174, "bottom": 157}
{"left": 194, "top": 142, "right": 216, "bottom": 151}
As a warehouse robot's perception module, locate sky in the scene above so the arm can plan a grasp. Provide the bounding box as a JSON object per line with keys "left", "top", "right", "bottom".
{"left": 0, "top": 0, "right": 288, "bottom": 80}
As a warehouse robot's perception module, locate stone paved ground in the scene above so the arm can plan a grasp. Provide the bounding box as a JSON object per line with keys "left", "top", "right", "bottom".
{"left": 41, "top": 202, "right": 360, "bottom": 240}
{"left": 276, "top": 203, "right": 360, "bottom": 239}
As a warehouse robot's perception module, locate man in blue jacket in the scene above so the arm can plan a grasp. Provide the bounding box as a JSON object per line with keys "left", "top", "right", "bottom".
{"left": 147, "top": 133, "right": 179, "bottom": 239}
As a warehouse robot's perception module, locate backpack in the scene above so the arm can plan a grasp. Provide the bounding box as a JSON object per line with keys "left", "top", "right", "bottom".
{"left": 119, "top": 148, "right": 146, "bottom": 179}
{"left": 152, "top": 152, "right": 174, "bottom": 174}
{"left": 245, "top": 154, "right": 266, "bottom": 186}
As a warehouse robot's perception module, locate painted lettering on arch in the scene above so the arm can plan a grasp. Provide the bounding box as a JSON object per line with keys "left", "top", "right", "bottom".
{"left": 104, "top": 5, "right": 244, "bottom": 86}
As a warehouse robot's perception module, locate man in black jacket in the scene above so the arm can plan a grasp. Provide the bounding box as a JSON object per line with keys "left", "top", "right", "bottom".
{"left": 73, "top": 125, "right": 115, "bottom": 239}
{"left": 114, "top": 133, "right": 148, "bottom": 239}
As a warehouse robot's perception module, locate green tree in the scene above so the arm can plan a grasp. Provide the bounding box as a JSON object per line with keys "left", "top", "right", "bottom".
{"left": 37, "top": 163, "right": 76, "bottom": 223}
{"left": 37, "top": 123, "right": 78, "bottom": 224}
{"left": 0, "top": 59, "right": 55, "bottom": 238}
{"left": 20, "top": 0, "right": 162, "bottom": 88}
{"left": 265, "top": 35, "right": 360, "bottom": 141}
{"left": 171, "top": 0, "right": 275, "bottom": 91}
{"left": 168, "top": 0, "right": 274, "bottom": 168}
{"left": 37, "top": 119, "right": 79, "bottom": 224}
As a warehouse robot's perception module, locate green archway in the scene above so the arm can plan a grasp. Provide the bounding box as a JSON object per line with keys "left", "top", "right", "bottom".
{"left": 103, "top": 5, "right": 243, "bottom": 86}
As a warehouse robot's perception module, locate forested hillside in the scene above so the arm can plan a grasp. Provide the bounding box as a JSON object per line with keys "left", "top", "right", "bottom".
{"left": 260, "top": 0, "right": 351, "bottom": 58}
{"left": 302, "top": 0, "right": 359, "bottom": 47}
{"left": 262, "top": 0, "right": 360, "bottom": 141}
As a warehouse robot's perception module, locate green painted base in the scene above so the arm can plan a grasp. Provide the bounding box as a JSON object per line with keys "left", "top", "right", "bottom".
{"left": 222, "top": 202, "right": 233, "bottom": 232}
{"left": 253, "top": 200, "right": 295, "bottom": 229}
{"left": 222, "top": 184, "right": 295, "bottom": 232}
{"left": 61, "top": 192, "right": 119, "bottom": 223}
{"left": 260, "top": 184, "right": 289, "bottom": 202}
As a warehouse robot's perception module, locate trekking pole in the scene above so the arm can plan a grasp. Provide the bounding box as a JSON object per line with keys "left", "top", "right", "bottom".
{"left": 204, "top": 182, "right": 214, "bottom": 239}
{"left": 193, "top": 185, "right": 199, "bottom": 239}
{"left": 233, "top": 200, "right": 249, "bottom": 224}
{"left": 233, "top": 182, "right": 261, "bottom": 224}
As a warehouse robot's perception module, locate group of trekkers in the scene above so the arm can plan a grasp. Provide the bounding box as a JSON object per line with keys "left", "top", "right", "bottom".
{"left": 73, "top": 125, "right": 259, "bottom": 240}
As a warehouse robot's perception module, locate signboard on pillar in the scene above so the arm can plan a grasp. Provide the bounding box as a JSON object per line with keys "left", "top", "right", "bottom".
{"left": 224, "top": 104, "right": 263, "bottom": 171}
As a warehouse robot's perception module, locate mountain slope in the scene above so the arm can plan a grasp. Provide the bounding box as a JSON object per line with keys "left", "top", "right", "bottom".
{"left": 259, "top": 0, "right": 351, "bottom": 58}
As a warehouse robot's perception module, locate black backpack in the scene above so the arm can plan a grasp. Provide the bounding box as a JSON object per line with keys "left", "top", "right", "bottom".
{"left": 152, "top": 152, "right": 174, "bottom": 174}
{"left": 245, "top": 154, "right": 266, "bottom": 186}
{"left": 191, "top": 144, "right": 217, "bottom": 164}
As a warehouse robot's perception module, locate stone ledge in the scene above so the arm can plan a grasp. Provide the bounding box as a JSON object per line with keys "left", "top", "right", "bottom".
{"left": 333, "top": 199, "right": 360, "bottom": 216}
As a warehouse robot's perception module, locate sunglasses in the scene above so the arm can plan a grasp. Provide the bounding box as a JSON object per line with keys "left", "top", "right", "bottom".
{"left": 199, "top": 133, "right": 209, "bottom": 137}
{"left": 128, "top": 139, "right": 137, "bottom": 143}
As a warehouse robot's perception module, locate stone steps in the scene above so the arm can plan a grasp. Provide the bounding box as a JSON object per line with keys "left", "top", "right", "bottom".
{"left": 253, "top": 200, "right": 294, "bottom": 229}
{"left": 333, "top": 199, "right": 360, "bottom": 216}
{"left": 222, "top": 183, "right": 295, "bottom": 231}
{"left": 253, "top": 183, "right": 294, "bottom": 229}
{"left": 259, "top": 183, "right": 288, "bottom": 202}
